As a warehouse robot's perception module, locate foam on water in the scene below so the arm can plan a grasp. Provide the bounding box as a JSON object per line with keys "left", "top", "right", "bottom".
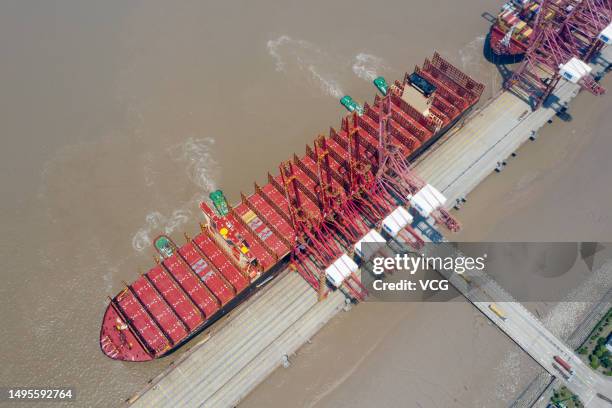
{"left": 169, "top": 137, "right": 219, "bottom": 192}
{"left": 132, "top": 209, "right": 193, "bottom": 252}
{"left": 267, "top": 35, "right": 298, "bottom": 72}
{"left": 306, "top": 64, "right": 343, "bottom": 99}
{"left": 266, "top": 35, "right": 345, "bottom": 98}
{"left": 352, "top": 53, "right": 388, "bottom": 82}
{"left": 132, "top": 137, "right": 218, "bottom": 251}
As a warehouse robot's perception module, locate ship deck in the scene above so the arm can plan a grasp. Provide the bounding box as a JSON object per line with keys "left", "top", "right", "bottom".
{"left": 100, "top": 52, "right": 483, "bottom": 363}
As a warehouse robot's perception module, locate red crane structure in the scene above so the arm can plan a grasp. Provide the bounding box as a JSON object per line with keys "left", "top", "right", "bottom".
{"left": 282, "top": 54, "right": 485, "bottom": 300}
{"left": 506, "top": 0, "right": 609, "bottom": 109}
{"left": 559, "top": 0, "right": 612, "bottom": 61}
{"left": 280, "top": 157, "right": 369, "bottom": 301}
{"left": 373, "top": 93, "right": 461, "bottom": 234}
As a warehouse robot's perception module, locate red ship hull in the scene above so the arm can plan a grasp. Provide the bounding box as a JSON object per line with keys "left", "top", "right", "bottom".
{"left": 489, "top": 24, "right": 529, "bottom": 57}
{"left": 100, "top": 52, "right": 484, "bottom": 362}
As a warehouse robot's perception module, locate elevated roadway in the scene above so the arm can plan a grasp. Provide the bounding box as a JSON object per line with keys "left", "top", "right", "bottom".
{"left": 423, "top": 242, "right": 612, "bottom": 407}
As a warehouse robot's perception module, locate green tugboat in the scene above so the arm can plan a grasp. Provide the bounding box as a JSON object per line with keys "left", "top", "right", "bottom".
{"left": 373, "top": 76, "right": 389, "bottom": 95}
{"left": 339, "top": 95, "right": 364, "bottom": 115}
{"left": 154, "top": 235, "right": 174, "bottom": 258}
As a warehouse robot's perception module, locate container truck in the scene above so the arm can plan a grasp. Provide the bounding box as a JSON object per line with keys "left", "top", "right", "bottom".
{"left": 489, "top": 303, "right": 507, "bottom": 320}
{"left": 553, "top": 355, "right": 574, "bottom": 375}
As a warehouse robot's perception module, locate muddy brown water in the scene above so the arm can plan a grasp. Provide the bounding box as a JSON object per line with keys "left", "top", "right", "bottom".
{"left": 1, "top": 1, "right": 610, "bottom": 407}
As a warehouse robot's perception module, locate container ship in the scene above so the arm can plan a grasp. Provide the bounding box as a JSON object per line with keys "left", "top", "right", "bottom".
{"left": 489, "top": 0, "right": 542, "bottom": 56}
{"left": 100, "top": 52, "right": 484, "bottom": 362}
{"left": 490, "top": 0, "right": 612, "bottom": 60}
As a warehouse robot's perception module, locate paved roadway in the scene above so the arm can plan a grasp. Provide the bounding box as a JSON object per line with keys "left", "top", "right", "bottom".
{"left": 426, "top": 243, "right": 612, "bottom": 407}
{"left": 493, "top": 301, "right": 611, "bottom": 407}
